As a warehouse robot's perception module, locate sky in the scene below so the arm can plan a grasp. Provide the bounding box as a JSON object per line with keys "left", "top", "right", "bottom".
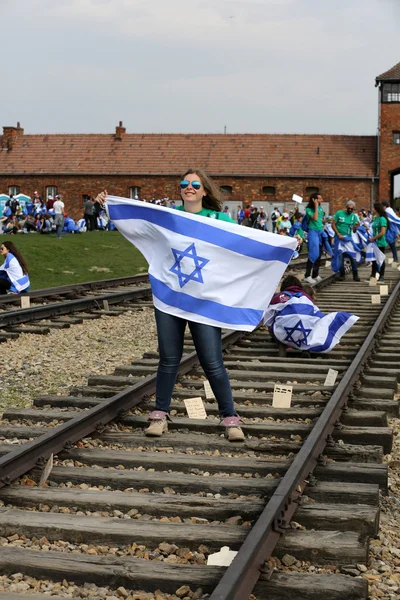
{"left": 1, "top": 0, "right": 399, "bottom": 136}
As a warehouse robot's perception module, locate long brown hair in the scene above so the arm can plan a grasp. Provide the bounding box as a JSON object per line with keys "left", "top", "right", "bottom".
{"left": 2, "top": 241, "right": 29, "bottom": 275}
{"left": 181, "top": 168, "right": 223, "bottom": 212}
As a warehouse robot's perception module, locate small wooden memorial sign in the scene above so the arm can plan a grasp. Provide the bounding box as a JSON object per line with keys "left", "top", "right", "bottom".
{"left": 39, "top": 453, "right": 54, "bottom": 487}
{"left": 272, "top": 384, "right": 292, "bottom": 408}
{"left": 20, "top": 296, "right": 30, "bottom": 309}
{"left": 391, "top": 262, "right": 398, "bottom": 269}
{"left": 324, "top": 368, "right": 338, "bottom": 387}
{"left": 203, "top": 379, "right": 215, "bottom": 399}
{"left": 379, "top": 285, "right": 389, "bottom": 296}
{"left": 184, "top": 397, "right": 207, "bottom": 419}
{"left": 371, "top": 295, "right": 381, "bottom": 304}
{"left": 369, "top": 277, "right": 377, "bottom": 286}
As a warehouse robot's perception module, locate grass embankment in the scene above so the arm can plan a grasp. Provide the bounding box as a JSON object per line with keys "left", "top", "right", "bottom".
{"left": 4, "top": 231, "right": 148, "bottom": 289}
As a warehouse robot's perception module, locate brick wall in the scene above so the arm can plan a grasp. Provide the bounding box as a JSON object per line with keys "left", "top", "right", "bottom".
{"left": 378, "top": 102, "right": 400, "bottom": 201}
{"left": 0, "top": 174, "right": 375, "bottom": 219}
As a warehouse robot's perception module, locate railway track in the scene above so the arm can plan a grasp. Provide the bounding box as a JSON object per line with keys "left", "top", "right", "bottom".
{"left": 0, "top": 263, "right": 398, "bottom": 599}
{"left": 0, "top": 258, "right": 309, "bottom": 341}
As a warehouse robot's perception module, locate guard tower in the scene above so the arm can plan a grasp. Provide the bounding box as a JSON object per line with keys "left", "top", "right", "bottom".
{"left": 376, "top": 61, "right": 400, "bottom": 208}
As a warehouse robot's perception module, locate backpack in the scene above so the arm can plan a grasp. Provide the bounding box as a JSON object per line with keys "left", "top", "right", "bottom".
{"left": 301, "top": 213, "right": 310, "bottom": 233}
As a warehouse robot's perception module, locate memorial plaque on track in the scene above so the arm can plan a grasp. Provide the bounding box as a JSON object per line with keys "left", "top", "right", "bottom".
{"left": 272, "top": 384, "right": 292, "bottom": 408}
{"left": 184, "top": 397, "right": 207, "bottom": 419}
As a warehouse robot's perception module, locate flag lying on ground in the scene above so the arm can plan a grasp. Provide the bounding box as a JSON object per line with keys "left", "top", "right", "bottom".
{"left": 106, "top": 197, "right": 297, "bottom": 331}
{"left": 264, "top": 294, "right": 359, "bottom": 353}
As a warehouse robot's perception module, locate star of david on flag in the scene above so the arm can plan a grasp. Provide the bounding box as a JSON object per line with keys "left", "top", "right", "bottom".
{"left": 284, "top": 320, "right": 312, "bottom": 348}
{"left": 264, "top": 295, "right": 358, "bottom": 353}
{"left": 170, "top": 242, "right": 209, "bottom": 288}
{"left": 105, "top": 196, "right": 298, "bottom": 331}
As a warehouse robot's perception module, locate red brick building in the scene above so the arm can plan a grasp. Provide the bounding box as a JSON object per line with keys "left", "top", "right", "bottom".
{"left": 0, "top": 61, "right": 399, "bottom": 220}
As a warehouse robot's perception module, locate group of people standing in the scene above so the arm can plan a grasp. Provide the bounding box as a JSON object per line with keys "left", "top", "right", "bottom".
{"left": 303, "top": 194, "right": 399, "bottom": 285}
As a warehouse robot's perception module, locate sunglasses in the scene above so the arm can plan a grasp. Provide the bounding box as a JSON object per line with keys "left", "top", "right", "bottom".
{"left": 180, "top": 180, "right": 201, "bottom": 190}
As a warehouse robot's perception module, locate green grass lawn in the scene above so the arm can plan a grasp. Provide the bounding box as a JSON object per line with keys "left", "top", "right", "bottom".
{"left": 4, "top": 231, "right": 149, "bottom": 290}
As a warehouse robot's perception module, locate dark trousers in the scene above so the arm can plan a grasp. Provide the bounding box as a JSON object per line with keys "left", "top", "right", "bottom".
{"left": 154, "top": 308, "right": 236, "bottom": 417}
{"left": 84, "top": 214, "right": 96, "bottom": 231}
{"left": 0, "top": 274, "right": 11, "bottom": 295}
{"left": 305, "top": 255, "right": 321, "bottom": 278}
{"left": 371, "top": 260, "right": 385, "bottom": 280}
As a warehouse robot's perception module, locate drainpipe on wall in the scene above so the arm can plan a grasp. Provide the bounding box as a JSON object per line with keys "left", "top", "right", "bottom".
{"left": 370, "top": 177, "right": 375, "bottom": 211}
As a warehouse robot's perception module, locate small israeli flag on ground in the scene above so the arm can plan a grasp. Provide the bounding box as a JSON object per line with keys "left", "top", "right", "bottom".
{"left": 264, "top": 295, "right": 359, "bottom": 353}
{"left": 106, "top": 197, "right": 297, "bottom": 331}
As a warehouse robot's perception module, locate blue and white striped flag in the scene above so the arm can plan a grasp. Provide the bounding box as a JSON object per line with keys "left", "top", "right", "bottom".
{"left": 106, "top": 197, "right": 297, "bottom": 331}
{"left": 365, "top": 242, "right": 385, "bottom": 266}
{"left": 264, "top": 295, "right": 359, "bottom": 353}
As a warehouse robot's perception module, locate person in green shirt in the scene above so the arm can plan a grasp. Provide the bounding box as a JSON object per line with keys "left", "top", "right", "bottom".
{"left": 145, "top": 168, "right": 244, "bottom": 443}
{"left": 303, "top": 192, "right": 326, "bottom": 284}
{"left": 332, "top": 200, "right": 360, "bottom": 281}
{"left": 369, "top": 202, "right": 388, "bottom": 283}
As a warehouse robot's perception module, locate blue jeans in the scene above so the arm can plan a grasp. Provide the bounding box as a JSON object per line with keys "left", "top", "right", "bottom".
{"left": 154, "top": 308, "right": 236, "bottom": 417}
{"left": 389, "top": 241, "right": 398, "bottom": 262}
{"left": 339, "top": 252, "right": 358, "bottom": 275}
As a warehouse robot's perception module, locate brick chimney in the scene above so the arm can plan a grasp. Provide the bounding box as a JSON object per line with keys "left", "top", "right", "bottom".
{"left": 2, "top": 122, "right": 24, "bottom": 150}
{"left": 115, "top": 120, "right": 126, "bottom": 141}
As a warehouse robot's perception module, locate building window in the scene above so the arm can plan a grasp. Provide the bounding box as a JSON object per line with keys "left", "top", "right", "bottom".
{"left": 46, "top": 186, "right": 57, "bottom": 200}
{"left": 306, "top": 186, "right": 319, "bottom": 196}
{"left": 8, "top": 185, "right": 20, "bottom": 196}
{"left": 262, "top": 186, "right": 276, "bottom": 195}
{"left": 220, "top": 185, "right": 233, "bottom": 194}
{"left": 393, "top": 131, "right": 400, "bottom": 145}
{"left": 382, "top": 83, "right": 400, "bottom": 103}
{"left": 130, "top": 186, "right": 141, "bottom": 199}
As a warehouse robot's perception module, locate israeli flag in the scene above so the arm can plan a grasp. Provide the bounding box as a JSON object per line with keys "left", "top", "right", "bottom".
{"left": 264, "top": 295, "right": 359, "bottom": 353}
{"left": 331, "top": 235, "right": 362, "bottom": 273}
{"left": 385, "top": 207, "right": 400, "bottom": 231}
{"left": 106, "top": 197, "right": 297, "bottom": 331}
{"left": 365, "top": 242, "right": 385, "bottom": 266}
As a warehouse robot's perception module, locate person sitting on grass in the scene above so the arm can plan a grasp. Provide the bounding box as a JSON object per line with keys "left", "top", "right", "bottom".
{"left": 0, "top": 241, "right": 30, "bottom": 295}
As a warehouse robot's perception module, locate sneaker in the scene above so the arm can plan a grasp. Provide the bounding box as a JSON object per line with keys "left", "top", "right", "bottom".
{"left": 314, "top": 276, "right": 323, "bottom": 283}
{"left": 222, "top": 416, "right": 245, "bottom": 442}
{"left": 145, "top": 410, "right": 168, "bottom": 437}
{"left": 378, "top": 279, "right": 385, "bottom": 284}
{"left": 353, "top": 274, "right": 360, "bottom": 282}
{"left": 303, "top": 276, "right": 316, "bottom": 285}
{"left": 337, "top": 274, "right": 345, "bottom": 281}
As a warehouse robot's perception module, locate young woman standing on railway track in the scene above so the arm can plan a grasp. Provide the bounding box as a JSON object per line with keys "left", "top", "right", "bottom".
{"left": 142, "top": 170, "right": 245, "bottom": 441}
{"left": 0, "top": 241, "right": 30, "bottom": 294}
{"left": 369, "top": 203, "right": 389, "bottom": 283}
{"left": 303, "top": 193, "right": 332, "bottom": 285}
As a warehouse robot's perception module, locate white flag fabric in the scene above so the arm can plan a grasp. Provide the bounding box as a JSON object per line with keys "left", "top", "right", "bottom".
{"left": 365, "top": 242, "right": 385, "bottom": 266}
{"left": 106, "top": 197, "right": 297, "bottom": 331}
{"left": 264, "top": 295, "right": 359, "bottom": 353}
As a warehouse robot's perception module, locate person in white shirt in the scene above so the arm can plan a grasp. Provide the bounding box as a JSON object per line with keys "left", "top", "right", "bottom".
{"left": 53, "top": 195, "right": 65, "bottom": 239}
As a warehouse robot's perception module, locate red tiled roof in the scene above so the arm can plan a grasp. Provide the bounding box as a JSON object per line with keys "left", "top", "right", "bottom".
{"left": 0, "top": 132, "right": 376, "bottom": 178}
{"left": 376, "top": 61, "right": 400, "bottom": 82}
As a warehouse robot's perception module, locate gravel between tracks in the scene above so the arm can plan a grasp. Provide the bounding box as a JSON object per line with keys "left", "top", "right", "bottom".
{"left": 0, "top": 308, "right": 158, "bottom": 412}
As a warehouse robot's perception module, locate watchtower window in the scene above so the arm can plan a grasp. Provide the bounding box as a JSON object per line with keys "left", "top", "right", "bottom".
{"left": 262, "top": 186, "right": 276, "bottom": 195}
{"left": 306, "top": 186, "right": 319, "bottom": 196}
{"left": 8, "top": 185, "right": 20, "bottom": 196}
{"left": 382, "top": 83, "right": 400, "bottom": 103}
{"left": 220, "top": 185, "right": 233, "bottom": 194}
{"left": 393, "top": 131, "right": 400, "bottom": 145}
{"left": 130, "top": 186, "right": 141, "bottom": 199}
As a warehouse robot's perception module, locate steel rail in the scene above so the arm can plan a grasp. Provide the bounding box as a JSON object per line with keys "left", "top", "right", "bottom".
{"left": 209, "top": 279, "right": 400, "bottom": 600}
{"left": 0, "top": 274, "right": 149, "bottom": 306}
{"left": 0, "top": 330, "right": 243, "bottom": 488}
{"left": 0, "top": 287, "right": 152, "bottom": 328}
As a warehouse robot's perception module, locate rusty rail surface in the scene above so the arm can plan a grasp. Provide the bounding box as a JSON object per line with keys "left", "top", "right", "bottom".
{"left": 209, "top": 279, "right": 400, "bottom": 600}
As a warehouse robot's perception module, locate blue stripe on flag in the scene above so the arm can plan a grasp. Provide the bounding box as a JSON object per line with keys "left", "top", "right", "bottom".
{"left": 278, "top": 304, "right": 326, "bottom": 319}
{"left": 108, "top": 203, "right": 293, "bottom": 263}
{"left": 149, "top": 274, "right": 263, "bottom": 327}
{"left": 308, "top": 313, "right": 353, "bottom": 353}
